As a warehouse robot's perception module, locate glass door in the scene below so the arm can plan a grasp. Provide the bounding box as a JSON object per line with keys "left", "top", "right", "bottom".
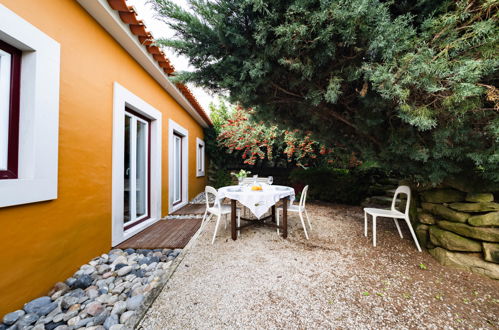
{"left": 172, "top": 133, "right": 183, "bottom": 205}
{"left": 124, "top": 108, "right": 150, "bottom": 230}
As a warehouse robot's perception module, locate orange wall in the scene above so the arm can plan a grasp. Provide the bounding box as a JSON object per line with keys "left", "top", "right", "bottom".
{"left": 0, "top": 0, "right": 206, "bottom": 316}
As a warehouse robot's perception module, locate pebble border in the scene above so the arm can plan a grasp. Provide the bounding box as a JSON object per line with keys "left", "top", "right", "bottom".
{"left": 1, "top": 248, "right": 183, "bottom": 330}
{"left": 1, "top": 195, "right": 208, "bottom": 330}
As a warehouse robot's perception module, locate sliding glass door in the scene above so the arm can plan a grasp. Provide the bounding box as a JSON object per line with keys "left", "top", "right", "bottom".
{"left": 124, "top": 108, "right": 150, "bottom": 230}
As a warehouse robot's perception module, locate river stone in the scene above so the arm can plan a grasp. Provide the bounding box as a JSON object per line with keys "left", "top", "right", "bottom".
{"left": 117, "top": 265, "right": 132, "bottom": 276}
{"left": 87, "top": 326, "right": 106, "bottom": 330}
{"left": 120, "top": 310, "right": 135, "bottom": 324}
{"left": 111, "top": 301, "right": 127, "bottom": 315}
{"left": 3, "top": 310, "right": 25, "bottom": 325}
{"left": 61, "top": 296, "right": 79, "bottom": 310}
{"left": 449, "top": 202, "right": 499, "bottom": 213}
{"left": 48, "top": 282, "right": 70, "bottom": 296}
{"left": 429, "top": 226, "right": 482, "bottom": 252}
{"left": 483, "top": 243, "right": 499, "bottom": 264}
{"left": 110, "top": 325, "right": 127, "bottom": 330}
{"left": 46, "top": 321, "right": 67, "bottom": 330}
{"left": 421, "top": 203, "right": 469, "bottom": 223}
{"left": 54, "top": 326, "right": 70, "bottom": 330}
{"left": 36, "top": 301, "right": 58, "bottom": 316}
{"left": 24, "top": 296, "right": 52, "bottom": 314}
{"left": 75, "top": 317, "right": 94, "bottom": 328}
{"left": 72, "top": 275, "right": 94, "bottom": 289}
{"left": 466, "top": 192, "right": 494, "bottom": 203}
{"left": 421, "top": 189, "right": 465, "bottom": 203}
{"left": 468, "top": 212, "right": 499, "bottom": 227}
{"left": 437, "top": 220, "right": 499, "bottom": 242}
{"left": 16, "top": 313, "right": 39, "bottom": 327}
{"left": 85, "top": 302, "right": 105, "bottom": 316}
{"left": 429, "top": 247, "right": 499, "bottom": 280}
{"left": 126, "top": 294, "right": 144, "bottom": 311}
{"left": 114, "top": 263, "right": 127, "bottom": 271}
{"left": 103, "top": 313, "right": 119, "bottom": 329}
{"left": 112, "top": 256, "right": 127, "bottom": 265}
{"left": 417, "top": 212, "right": 436, "bottom": 225}
{"left": 63, "top": 304, "right": 80, "bottom": 321}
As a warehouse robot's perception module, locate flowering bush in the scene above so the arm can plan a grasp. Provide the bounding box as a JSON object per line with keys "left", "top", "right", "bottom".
{"left": 217, "top": 106, "right": 331, "bottom": 166}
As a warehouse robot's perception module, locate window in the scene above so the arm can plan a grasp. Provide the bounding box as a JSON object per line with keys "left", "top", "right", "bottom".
{"left": 196, "top": 138, "right": 205, "bottom": 177}
{"left": 168, "top": 119, "right": 188, "bottom": 212}
{"left": 0, "top": 4, "right": 60, "bottom": 208}
{"left": 0, "top": 40, "right": 21, "bottom": 179}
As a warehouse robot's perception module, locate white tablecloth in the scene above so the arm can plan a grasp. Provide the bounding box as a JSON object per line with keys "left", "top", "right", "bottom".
{"left": 218, "top": 185, "right": 295, "bottom": 219}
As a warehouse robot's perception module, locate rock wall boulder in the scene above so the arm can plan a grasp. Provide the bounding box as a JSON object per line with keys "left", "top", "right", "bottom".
{"left": 415, "top": 186, "right": 499, "bottom": 280}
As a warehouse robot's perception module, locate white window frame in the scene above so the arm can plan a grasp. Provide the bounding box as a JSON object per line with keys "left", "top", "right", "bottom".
{"left": 0, "top": 4, "right": 60, "bottom": 208}
{"left": 196, "top": 138, "right": 205, "bottom": 177}
{"left": 0, "top": 47, "right": 12, "bottom": 170}
{"left": 168, "top": 119, "right": 188, "bottom": 213}
{"left": 112, "top": 82, "right": 162, "bottom": 246}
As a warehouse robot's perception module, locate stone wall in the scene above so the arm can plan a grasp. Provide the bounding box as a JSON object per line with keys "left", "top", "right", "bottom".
{"left": 415, "top": 188, "right": 499, "bottom": 280}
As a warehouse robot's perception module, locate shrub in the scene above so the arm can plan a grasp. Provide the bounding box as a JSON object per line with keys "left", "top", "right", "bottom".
{"left": 289, "top": 167, "right": 384, "bottom": 205}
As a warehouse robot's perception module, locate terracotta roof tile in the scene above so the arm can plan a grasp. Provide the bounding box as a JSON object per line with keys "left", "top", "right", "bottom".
{"left": 107, "top": 0, "right": 212, "bottom": 126}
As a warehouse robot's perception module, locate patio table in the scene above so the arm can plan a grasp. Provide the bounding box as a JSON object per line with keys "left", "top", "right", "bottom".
{"left": 218, "top": 185, "right": 295, "bottom": 240}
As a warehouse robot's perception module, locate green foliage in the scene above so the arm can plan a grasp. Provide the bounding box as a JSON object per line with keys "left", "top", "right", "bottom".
{"left": 151, "top": 0, "right": 499, "bottom": 185}
{"left": 210, "top": 167, "right": 233, "bottom": 188}
{"left": 289, "top": 166, "right": 384, "bottom": 205}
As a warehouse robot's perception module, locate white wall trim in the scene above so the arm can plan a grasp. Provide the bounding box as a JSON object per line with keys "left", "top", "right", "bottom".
{"left": 77, "top": 0, "right": 210, "bottom": 128}
{"left": 0, "top": 4, "right": 60, "bottom": 208}
{"left": 196, "top": 137, "right": 205, "bottom": 177}
{"left": 112, "top": 82, "right": 162, "bottom": 246}
{"left": 168, "top": 119, "right": 188, "bottom": 213}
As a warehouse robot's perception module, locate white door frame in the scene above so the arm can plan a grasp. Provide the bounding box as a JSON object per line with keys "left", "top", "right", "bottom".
{"left": 168, "top": 119, "right": 188, "bottom": 213}
{"left": 112, "top": 82, "right": 162, "bottom": 246}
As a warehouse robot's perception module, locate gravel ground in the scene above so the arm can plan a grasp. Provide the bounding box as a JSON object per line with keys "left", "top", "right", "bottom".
{"left": 139, "top": 202, "right": 499, "bottom": 329}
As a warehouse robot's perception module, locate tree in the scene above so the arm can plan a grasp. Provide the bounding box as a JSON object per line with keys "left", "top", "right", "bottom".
{"left": 150, "top": 0, "right": 499, "bottom": 184}
{"left": 216, "top": 104, "right": 335, "bottom": 166}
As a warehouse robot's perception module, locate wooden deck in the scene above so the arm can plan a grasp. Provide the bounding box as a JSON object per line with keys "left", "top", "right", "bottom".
{"left": 170, "top": 203, "right": 206, "bottom": 215}
{"left": 116, "top": 219, "right": 201, "bottom": 249}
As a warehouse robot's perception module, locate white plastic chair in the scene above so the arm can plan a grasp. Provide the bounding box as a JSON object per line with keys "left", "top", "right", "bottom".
{"left": 276, "top": 185, "right": 311, "bottom": 239}
{"left": 240, "top": 176, "right": 270, "bottom": 217}
{"left": 202, "top": 186, "right": 241, "bottom": 244}
{"left": 241, "top": 176, "right": 269, "bottom": 184}
{"left": 363, "top": 185, "right": 421, "bottom": 252}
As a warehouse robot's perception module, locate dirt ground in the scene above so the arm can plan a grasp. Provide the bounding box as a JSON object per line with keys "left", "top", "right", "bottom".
{"left": 139, "top": 202, "right": 499, "bottom": 329}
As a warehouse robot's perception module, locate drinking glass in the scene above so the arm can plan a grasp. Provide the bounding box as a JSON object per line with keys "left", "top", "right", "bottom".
{"left": 267, "top": 176, "right": 273, "bottom": 185}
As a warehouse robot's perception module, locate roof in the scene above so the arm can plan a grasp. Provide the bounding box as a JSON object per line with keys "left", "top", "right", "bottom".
{"left": 106, "top": 0, "right": 212, "bottom": 126}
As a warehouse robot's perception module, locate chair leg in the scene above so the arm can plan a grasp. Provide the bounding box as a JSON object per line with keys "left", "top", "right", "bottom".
{"left": 364, "top": 211, "right": 368, "bottom": 237}
{"left": 201, "top": 209, "right": 208, "bottom": 224}
{"left": 404, "top": 216, "right": 422, "bottom": 252}
{"left": 372, "top": 216, "right": 377, "bottom": 247}
{"left": 224, "top": 213, "right": 227, "bottom": 230}
{"left": 299, "top": 212, "right": 309, "bottom": 240}
{"left": 304, "top": 209, "right": 312, "bottom": 229}
{"left": 393, "top": 218, "right": 403, "bottom": 238}
{"left": 202, "top": 213, "right": 212, "bottom": 230}
{"left": 212, "top": 214, "right": 221, "bottom": 244}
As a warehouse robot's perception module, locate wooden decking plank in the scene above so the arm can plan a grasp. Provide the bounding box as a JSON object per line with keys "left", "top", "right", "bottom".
{"left": 116, "top": 218, "right": 201, "bottom": 249}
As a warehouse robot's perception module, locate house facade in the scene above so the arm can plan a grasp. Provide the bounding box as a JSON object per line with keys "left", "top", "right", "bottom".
{"left": 0, "top": 0, "right": 210, "bottom": 315}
